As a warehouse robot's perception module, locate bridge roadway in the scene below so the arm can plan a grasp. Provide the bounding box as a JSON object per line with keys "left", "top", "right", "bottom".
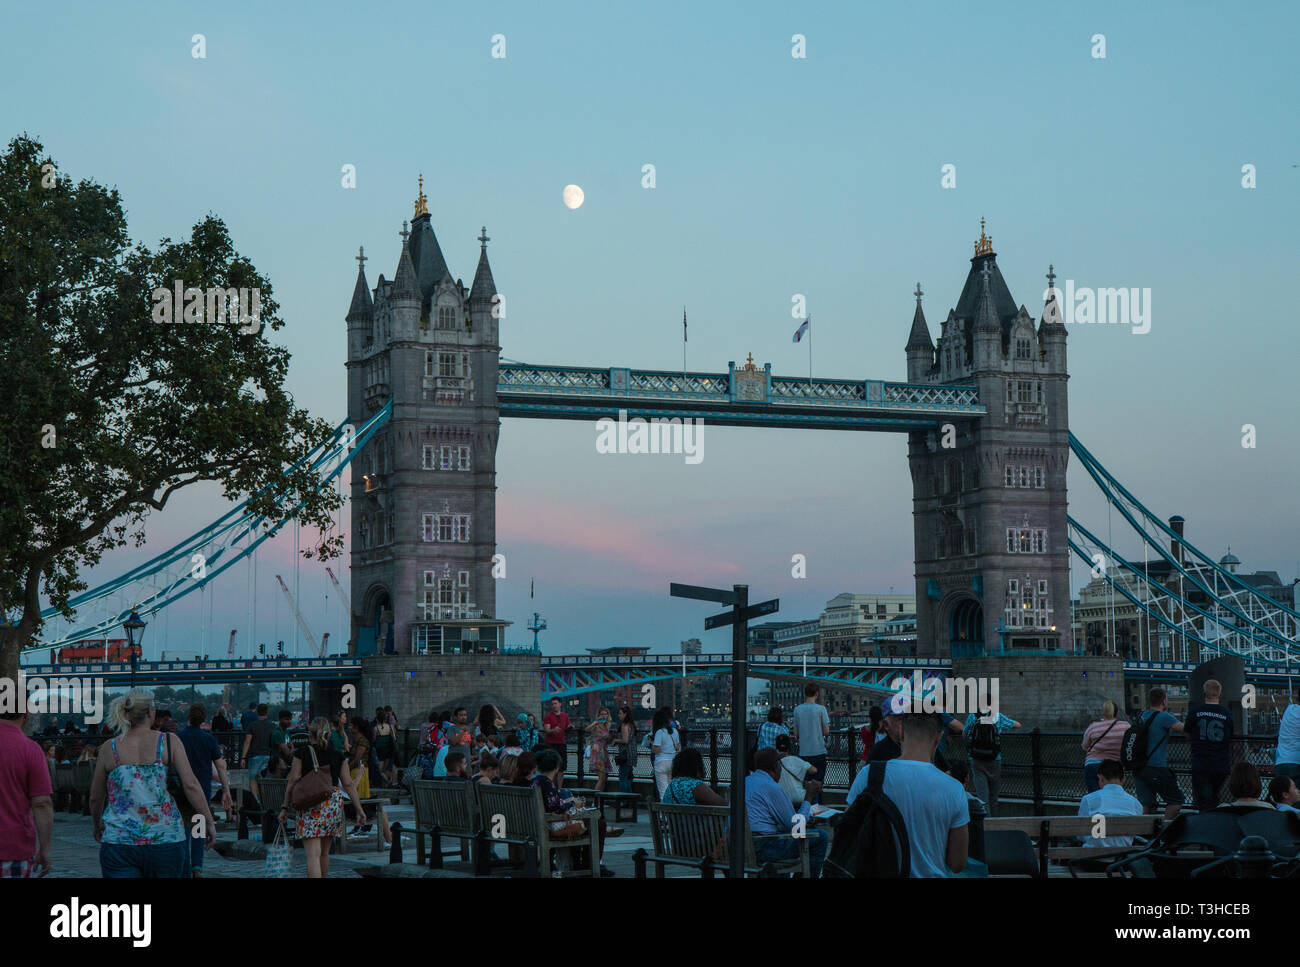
{"left": 18, "top": 653, "right": 1300, "bottom": 693}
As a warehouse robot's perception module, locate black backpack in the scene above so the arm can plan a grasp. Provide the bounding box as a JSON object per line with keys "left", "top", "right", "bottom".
{"left": 1121, "top": 711, "right": 1167, "bottom": 771}
{"left": 824, "top": 761, "right": 910, "bottom": 878}
{"left": 968, "top": 717, "right": 1001, "bottom": 762}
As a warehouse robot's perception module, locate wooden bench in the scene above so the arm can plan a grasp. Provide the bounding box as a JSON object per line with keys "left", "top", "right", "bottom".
{"left": 476, "top": 783, "right": 601, "bottom": 878}
{"left": 410, "top": 780, "right": 477, "bottom": 868}
{"left": 985, "top": 814, "right": 1163, "bottom": 877}
{"left": 576, "top": 788, "right": 641, "bottom": 824}
{"left": 635, "top": 801, "right": 810, "bottom": 878}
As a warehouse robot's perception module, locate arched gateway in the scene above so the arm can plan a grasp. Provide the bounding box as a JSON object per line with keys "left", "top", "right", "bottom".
{"left": 345, "top": 188, "right": 1071, "bottom": 658}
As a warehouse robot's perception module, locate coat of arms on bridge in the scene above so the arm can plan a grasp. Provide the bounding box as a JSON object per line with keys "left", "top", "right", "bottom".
{"left": 730, "top": 353, "right": 769, "bottom": 403}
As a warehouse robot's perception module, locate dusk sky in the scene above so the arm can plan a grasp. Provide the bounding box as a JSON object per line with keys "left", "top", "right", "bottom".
{"left": 6, "top": 1, "right": 1298, "bottom": 659}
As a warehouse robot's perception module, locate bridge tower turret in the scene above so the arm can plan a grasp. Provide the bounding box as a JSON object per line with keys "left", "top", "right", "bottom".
{"left": 907, "top": 221, "right": 1072, "bottom": 658}
{"left": 904, "top": 283, "right": 934, "bottom": 383}
{"left": 345, "top": 177, "right": 507, "bottom": 657}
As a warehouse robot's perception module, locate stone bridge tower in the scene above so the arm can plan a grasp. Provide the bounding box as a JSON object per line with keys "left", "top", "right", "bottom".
{"left": 905, "top": 221, "right": 1072, "bottom": 657}
{"left": 345, "top": 178, "right": 508, "bottom": 655}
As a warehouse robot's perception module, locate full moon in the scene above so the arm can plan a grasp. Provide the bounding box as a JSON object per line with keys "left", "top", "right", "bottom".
{"left": 562, "top": 184, "right": 584, "bottom": 210}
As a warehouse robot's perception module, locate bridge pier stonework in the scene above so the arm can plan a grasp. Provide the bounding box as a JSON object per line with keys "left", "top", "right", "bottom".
{"left": 358, "top": 654, "right": 542, "bottom": 725}
{"left": 952, "top": 655, "right": 1125, "bottom": 730}
{"left": 307, "top": 655, "right": 541, "bottom": 726}
{"left": 907, "top": 226, "right": 1073, "bottom": 658}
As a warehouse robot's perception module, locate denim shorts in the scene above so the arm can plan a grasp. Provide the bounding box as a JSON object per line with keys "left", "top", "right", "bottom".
{"left": 247, "top": 755, "right": 271, "bottom": 778}
{"left": 101, "top": 839, "right": 190, "bottom": 878}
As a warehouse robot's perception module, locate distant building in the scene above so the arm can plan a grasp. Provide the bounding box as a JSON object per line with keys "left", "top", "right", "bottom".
{"left": 746, "top": 621, "right": 803, "bottom": 655}
{"left": 579, "top": 645, "right": 651, "bottom": 721}
{"left": 819, "top": 593, "right": 916, "bottom": 718}
{"left": 1074, "top": 520, "right": 1299, "bottom": 664}
{"left": 679, "top": 638, "right": 730, "bottom": 721}
{"left": 770, "top": 620, "right": 818, "bottom": 714}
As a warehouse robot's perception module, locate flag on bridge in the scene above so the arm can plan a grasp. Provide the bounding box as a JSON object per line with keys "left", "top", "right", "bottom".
{"left": 792, "top": 317, "right": 810, "bottom": 343}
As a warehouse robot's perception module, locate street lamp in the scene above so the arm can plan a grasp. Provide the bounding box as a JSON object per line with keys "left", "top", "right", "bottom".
{"left": 123, "top": 609, "right": 147, "bottom": 689}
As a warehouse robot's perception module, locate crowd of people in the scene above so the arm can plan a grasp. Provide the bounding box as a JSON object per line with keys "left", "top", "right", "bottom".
{"left": 5, "top": 675, "right": 1300, "bottom": 880}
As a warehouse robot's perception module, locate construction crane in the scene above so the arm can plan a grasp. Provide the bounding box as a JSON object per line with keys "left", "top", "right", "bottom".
{"left": 275, "top": 574, "right": 319, "bottom": 657}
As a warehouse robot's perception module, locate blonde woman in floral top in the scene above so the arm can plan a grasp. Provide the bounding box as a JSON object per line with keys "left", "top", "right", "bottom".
{"left": 89, "top": 689, "right": 216, "bottom": 878}
{"left": 585, "top": 707, "right": 613, "bottom": 792}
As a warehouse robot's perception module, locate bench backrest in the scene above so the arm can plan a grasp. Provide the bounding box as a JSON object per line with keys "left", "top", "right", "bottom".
{"left": 411, "top": 779, "right": 478, "bottom": 836}
{"left": 986, "top": 815, "right": 1161, "bottom": 837}
{"left": 647, "top": 802, "right": 757, "bottom": 867}
{"left": 476, "top": 783, "right": 547, "bottom": 843}
{"left": 258, "top": 777, "right": 287, "bottom": 813}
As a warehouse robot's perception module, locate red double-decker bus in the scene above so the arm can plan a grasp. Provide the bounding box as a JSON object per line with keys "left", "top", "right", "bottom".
{"left": 56, "top": 638, "right": 135, "bottom": 663}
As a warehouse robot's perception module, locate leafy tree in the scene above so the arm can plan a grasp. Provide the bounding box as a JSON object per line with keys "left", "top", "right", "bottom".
{"left": 0, "top": 135, "right": 342, "bottom": 681}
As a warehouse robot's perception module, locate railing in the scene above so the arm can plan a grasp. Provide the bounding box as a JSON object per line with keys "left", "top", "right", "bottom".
{"left": 555, "top": 728, "right": 1278, "bottom": 811}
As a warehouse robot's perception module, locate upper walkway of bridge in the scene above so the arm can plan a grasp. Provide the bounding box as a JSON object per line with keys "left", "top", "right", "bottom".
{"left": 496, "top": 361, "right": 985, "bottom": 431}
{"left": 19, "top": 652, "right": 1300, "bottom": 688}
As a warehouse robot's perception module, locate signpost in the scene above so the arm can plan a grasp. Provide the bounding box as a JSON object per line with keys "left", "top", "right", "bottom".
{"left": 670, "top": 582, "right": 779, "bottom": 879}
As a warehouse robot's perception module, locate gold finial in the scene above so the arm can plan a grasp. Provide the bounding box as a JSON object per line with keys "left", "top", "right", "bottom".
{"left": 973, "top": 216, "right": 993, "bottom": 257}
{"left": 744, "top": 352, "right": 757, "bottom": 371}
{"left": 414, "top": 173, "right": 428, "bottom": 218}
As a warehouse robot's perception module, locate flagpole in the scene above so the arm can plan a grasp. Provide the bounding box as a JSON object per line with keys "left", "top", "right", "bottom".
{"left": 683, "top": 306, "right": 687, "bottom": 378}
{"left": 807, "top": 313, "right": 813, "bottom": 392}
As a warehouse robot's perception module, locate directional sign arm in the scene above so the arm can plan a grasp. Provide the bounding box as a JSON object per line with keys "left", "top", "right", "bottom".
{"left": 702, "top": 598, "right": 778, "bottom": 630}
{"left": 670, "top": 583, "right": 739, "bottom": 605}
{"left": 703, "top": 610, "right": 737, "bottom": 630}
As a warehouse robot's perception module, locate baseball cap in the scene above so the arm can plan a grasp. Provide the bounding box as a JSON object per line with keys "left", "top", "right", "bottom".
{"left": 881, "top": 692, "right": 912, "bottom": 717}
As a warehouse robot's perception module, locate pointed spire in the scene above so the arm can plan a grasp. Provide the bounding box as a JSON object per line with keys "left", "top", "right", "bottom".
{"left": 905, "top": 281, "right": 933, "bottom": 351}
{"left": 974, "top": 261, "right": 1000, "bottom": 333}
{"left": 973, "top": 216, "right": 994, "bottom": 258}
{"left": 414, "top": 173, "right": 428, "bottom": 219}
{"left": 470, "top": 226, "right": 497, "bottom": 305}
{"left": 392, "top": 226, "right": 420, "bottom": 303}
{"left": 1040, "top": 262, "right": 1060, "bottom": 330}
{"left": 346, "top": 245, "right": 373, "bottom": 321}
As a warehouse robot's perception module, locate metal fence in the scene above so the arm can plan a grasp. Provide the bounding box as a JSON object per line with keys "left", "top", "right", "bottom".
{"left": 552, "top": 728, "right": 1281, "bottom": 811}
{"left": 60, "top": 725, "right": 1263, "bottom": 813}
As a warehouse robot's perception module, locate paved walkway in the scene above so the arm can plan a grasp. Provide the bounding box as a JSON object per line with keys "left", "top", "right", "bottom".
{"left": 39, "top": 797, "right": 670, "bottom": 879}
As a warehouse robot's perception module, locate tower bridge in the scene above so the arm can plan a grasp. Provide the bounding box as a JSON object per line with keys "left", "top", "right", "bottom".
{"left": 346, "top": 193, "right": 1070, "bottom": 663}
{"left": 25, "top": 187, "right": 1300, "bottom": 728}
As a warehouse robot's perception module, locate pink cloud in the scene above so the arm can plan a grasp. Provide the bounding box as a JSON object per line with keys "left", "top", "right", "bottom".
{"left": 498, "top": 493, "right": 744, "bottom": 586}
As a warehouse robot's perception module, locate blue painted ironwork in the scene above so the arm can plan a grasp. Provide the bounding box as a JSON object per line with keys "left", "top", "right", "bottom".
{"left": 26, "top": 402, "right": 394, "bottom": 654}
{"left": 498, "top": 363, "right": 983, "bottom": 431}
{"left": 20, "top": 656, "right": 363, "bottom": 686}
{"left": 28, "top": 650, "right": 1300, "bottom": 692}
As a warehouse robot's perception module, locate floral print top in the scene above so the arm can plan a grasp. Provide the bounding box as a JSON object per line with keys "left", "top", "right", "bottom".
{"left": 102, "top": 733, "right": 186, "bottom": 846}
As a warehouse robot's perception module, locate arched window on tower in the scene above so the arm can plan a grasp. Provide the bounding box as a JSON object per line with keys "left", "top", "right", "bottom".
{"left": 947, "top": 459, "right": 963, "bottom": 495}
{"left": 437, "top": 305, "right": 456, "bottom": 330}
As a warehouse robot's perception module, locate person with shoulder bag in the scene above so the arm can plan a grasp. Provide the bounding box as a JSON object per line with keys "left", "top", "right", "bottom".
{"left": 614, "top": 706, "right": 638, "bottom": 793}
{"left": 1081, "top": 700, "right": 1130, "bottom": 793}
{"left": 280, "top": 717, "right": 366, "bottom": 877}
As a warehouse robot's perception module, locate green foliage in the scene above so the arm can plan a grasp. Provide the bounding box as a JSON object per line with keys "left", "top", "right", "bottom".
{"left": 0, "top": 135, "right": 343, "bottom": 679}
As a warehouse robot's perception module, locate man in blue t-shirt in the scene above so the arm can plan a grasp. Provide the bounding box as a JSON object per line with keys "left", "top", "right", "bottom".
{"left": 1134, "top": 687, "right": 1185, "bottom": 821}
{"left": 177, "top": 703, "right": 232, "bottom": 877}
{"left": 1184, "top": 679, "right": 1233, "bottom": 812}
